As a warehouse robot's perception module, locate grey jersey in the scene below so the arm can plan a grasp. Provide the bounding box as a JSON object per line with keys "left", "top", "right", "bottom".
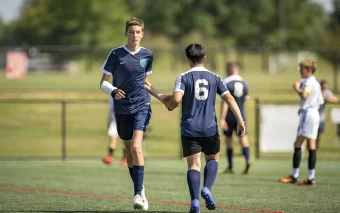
{"left": 319, "top": 89, "right": 334, "bottom": 122}
{"left": 299, "top": 76, "right": 324, "bottom": 110}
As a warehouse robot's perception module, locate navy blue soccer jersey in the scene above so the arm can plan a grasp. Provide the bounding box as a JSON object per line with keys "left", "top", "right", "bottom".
{"left": 222, "top": 75, "right": 248, "bottom": 122}
{"left": 174, "top": 67, "right": 229, "bottom": 137}
{"left": 101, "top": 46, "right": 153, "bottom": 114}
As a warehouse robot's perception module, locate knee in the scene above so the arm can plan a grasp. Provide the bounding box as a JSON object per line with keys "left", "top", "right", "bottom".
{"left": 188, "top": 162, "right": 201, "bottom": 171}
{"left": 131, "top": 145, "right": 143, "bottom": 155}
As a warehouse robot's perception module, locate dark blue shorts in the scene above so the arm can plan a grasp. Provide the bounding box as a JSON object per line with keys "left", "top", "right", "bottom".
{"left": 223, "top": 120, "right": 247, "bottom": 137}
{"left": 115, "top": 108, "right": 152, "bottom": 140}
{"left": 318, "top": 121, "right": 325, "bottom": 132}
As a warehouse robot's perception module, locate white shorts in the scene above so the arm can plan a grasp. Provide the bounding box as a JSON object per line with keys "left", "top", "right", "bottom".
{"left": 297, "top": 109, "right": 320, "bottom": 140}
{"left": 108, "top": 111, "right": 118, "bottom": 137}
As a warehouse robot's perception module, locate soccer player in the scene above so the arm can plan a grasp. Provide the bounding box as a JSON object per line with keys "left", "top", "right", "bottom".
{"left": 102, "top": 96, "right": 127, "bottom": 166}
{"left": 219, "top": 62, "right": 250, "bottom": 174}
{"left": 99, "top": 17, "right": 168, "bottom": 210}
{"left": 279, "top": 59, "right": 324, "bottom": 186}
{"left": 166, "top": 44, "right": 245, "bottom": 213}
{"left": 316, "top": 80, "right": 338, "bottom": 149}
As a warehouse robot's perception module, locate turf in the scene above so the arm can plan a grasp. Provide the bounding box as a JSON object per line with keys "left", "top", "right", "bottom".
{"left": 0, "top": 160, "right": 339, "bottom": 213}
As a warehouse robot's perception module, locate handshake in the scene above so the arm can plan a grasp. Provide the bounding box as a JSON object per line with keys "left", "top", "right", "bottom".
{"left": 158, "top": 94, "right": 174, "bottom": 111}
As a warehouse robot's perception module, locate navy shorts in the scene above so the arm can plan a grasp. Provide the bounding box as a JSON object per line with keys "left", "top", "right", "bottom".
{"left": 115, "top": 108, "right": 152, "bottom": 140}
{"left": 223, "top": 120, "right": 247, "bottom": 137}
{"left": 318, "top": 121, "right": 325, "bottom": 132}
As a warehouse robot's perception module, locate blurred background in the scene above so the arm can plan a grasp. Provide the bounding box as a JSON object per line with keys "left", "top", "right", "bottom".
{"left": 1, "top": 0, "right": 340, "bottom": 160}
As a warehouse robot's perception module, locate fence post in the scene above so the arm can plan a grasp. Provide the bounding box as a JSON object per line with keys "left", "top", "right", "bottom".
{"left": 61, "top": 100, "right": 67, "bottom": 160}
{"left": 333, "top": 53, "right": 339, "bottom": 93}
{"left": 255, "top": 98, "right": 260, "bottom": 159}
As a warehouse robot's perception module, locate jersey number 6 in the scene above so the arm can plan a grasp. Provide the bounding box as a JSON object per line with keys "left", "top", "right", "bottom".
{"left": 195, "top": 79, "right": 208, "bottom": 100}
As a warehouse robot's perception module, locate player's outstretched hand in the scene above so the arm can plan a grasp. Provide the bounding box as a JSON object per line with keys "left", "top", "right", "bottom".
{"left": 237, "top": 121, "right": 246, "bottom": 137}
{"left": 113, "top": 89, "right": 125, "bottom": 100}
{"left": 220, "top": 119, "right": 228, "bottom": 131}
{"left": 159, "top": 94, "right": 171, "bottom": 105}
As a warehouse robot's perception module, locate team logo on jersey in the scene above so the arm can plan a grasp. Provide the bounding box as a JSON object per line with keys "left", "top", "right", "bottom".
{"left": 140, "top": 59, "right": 148, "bottom": 68}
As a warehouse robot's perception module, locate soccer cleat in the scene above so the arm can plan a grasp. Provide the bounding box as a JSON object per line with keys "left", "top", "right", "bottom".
{"left": 141, "top": 185, "right": 148, "bottom": 210}
{"left": 296, "top": 178, "right": 316, "bottom": 186}
{"left": 242, "top": 163, "right": 251, "bottom": 174}
{"left": 219, "top": 168, "right": 235, "bottom": 174}
{"left": 189, "top": 199, "right": 200, "bottom": 213}
{"left": 102, "top": 156, "right": 114, "bottom": 165}
{"left": 133, "top": 194, "right": 144, "bottom": 210}
{"left": 279, "top": 175, "right": 297, "bottom": 184}
{"left": 120, "top": 158, "right": 127, "bottom": 167}
{"left": 201, "top": 187, "right": 216, "bottom": 210}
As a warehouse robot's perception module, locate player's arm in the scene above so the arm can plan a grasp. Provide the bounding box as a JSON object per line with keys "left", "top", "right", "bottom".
{"left": 324, "top": 91, "right": 338, "bottom": 103}
{"left": 293, "top": 81, "right": 310, "bottom": 99}
{"left": 222, "top": 93, "right": 246, "bottom": 136}
{"left": 220, "top": 101, "right": 229, "bottom": 131}
{"left": 100, "top": 50, "right": 125, "bottom": 100}
{"left": 144, "top": 78, "right": 171, "bottom": 104}
{"left": 166, "top": 91, "right": 183, "bottom": 111}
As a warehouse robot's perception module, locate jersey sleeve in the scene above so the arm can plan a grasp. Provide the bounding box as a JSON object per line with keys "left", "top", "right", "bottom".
{"left": 173, "top": 74, "right": 185, "bottom": 94}
{"left": 146, "top": 53, "right": 153, "bottom": 75}
{"left": 217, "top": 76, "right": 229, "bottom": 97}
{"left": 100, "top": 50, "right": 116, "bottom": 75}
{"left": 244, "top": 83, "right": 250, "bottom": 99}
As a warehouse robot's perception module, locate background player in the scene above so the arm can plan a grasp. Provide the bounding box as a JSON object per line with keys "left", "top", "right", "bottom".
{"left": 102, "top": 96, "right": 127, "bottom": 166}
{"left": 219, "top": 61, "right": 250, "bottom": 174}
{"left": 316, "top": 80, "right": 338, "bottom": 149}
{"left": 99, "top": 17, "right": 168, "bottom": 210}
{"left": 279, "top": 59, "right": 324, "bottom": 186}
{"left": 166, "top": 44, "right": 245, "bottom": 213}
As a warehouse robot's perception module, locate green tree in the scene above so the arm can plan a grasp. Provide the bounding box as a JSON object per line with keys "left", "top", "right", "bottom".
{"left": 14, "top": 0, "right": 130, "bottom": 46}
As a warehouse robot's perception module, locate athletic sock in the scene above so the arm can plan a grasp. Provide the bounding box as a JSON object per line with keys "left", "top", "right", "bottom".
{"left": 128, "top": 167, "right": 134, "bottom": 183}
{"left": 203, "top": 160, "right": 218, "bottom": 191}
{"left": 187, "top": 170, "right": 200, "bottom": 201}
{"left": 292, "top": 148, "right": 301, "bottom": 178}
{"left": 109, "top": 148, "right": 114, "bottom": 156}
{"left": 227, "top": 148, "right": 233, "bottom": 169}
{"left": 308, "top": 150, "right": 316, "bottom": 180}
{"left": 242, "top": 147, "right": 250, "bottom": 163}
{"left": 133, "top": 165, "right": 144, "bottom": 196}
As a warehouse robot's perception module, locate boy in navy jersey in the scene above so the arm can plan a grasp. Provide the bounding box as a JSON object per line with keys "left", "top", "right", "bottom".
{"left": 166, "top": 44, "right": 245, "bottom": 213}
{"left": 99, "top": 17, "right": 168, "bottom": 211}
{"left": 219, "top": 62, "right": 251, "bottom": 174}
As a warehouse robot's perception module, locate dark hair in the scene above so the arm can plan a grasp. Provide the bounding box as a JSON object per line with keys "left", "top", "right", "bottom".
{"left": 185, "top": 44, "right": 206, "bottom": 64}
{"left": 320, "top": 80, "right": 328, "bottom": 86}
{"left": 226, "top": 61, "right": 241, "bottom": 71}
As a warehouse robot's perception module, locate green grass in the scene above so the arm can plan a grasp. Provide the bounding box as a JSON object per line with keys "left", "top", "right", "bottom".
{"left": 0, "top": 160, "right": 339, "bottom": 213}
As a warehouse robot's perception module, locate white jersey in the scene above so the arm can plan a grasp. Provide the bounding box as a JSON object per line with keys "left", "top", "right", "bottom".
{"left": 299, "top": 76, "right": 324, "bottom": 111}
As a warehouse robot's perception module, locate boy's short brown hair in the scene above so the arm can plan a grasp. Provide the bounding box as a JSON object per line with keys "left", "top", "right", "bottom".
{"left": 125, "top": 17, "right": 144, "bottom": 32}
{"left": 299, "top": 59, "right": 317, "bottom": 73}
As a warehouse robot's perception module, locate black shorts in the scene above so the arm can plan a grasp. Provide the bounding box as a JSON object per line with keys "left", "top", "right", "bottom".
{"left": 223, "top": 120, "right": 247, "bottom": 137}
{"left": 181, "top": 133, "right": 220, "bottom": 157}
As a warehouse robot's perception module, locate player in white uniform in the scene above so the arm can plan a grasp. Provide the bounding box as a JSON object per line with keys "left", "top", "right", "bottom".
{"left": 279, "top": 59, "right": 324, "bottom": 186}
{"left": 102, "top": 96, "right": 127, "bottom": 166}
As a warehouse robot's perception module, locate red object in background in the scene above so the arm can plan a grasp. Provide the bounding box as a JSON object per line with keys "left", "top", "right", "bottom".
{"left": 6, "top": 51, "right": 27, "bottom": 79}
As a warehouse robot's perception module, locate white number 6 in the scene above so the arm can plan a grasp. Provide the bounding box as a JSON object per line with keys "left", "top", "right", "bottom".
{"left": 195, "top": 79, "right": 209, "bottom": 100}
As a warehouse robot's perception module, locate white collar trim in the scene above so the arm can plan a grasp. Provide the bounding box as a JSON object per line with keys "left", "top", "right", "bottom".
{"left": 123, "top": 45, "right": 141, "bottom": 55}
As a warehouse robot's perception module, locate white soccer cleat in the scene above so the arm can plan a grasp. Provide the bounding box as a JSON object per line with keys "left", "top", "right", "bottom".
{"left": 141, "top": 185, "right": 148, "bottom": 210}
{"left": 133, "top": 194, "right": 144, "bottom": 210}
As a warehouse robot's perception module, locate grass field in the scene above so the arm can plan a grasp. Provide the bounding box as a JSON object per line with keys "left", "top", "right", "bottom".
{"left": 1, "top": 160, "right": 340, "bottom": 213}
{"left": 1, "top": 57, "right": 340, "bottom": 212}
